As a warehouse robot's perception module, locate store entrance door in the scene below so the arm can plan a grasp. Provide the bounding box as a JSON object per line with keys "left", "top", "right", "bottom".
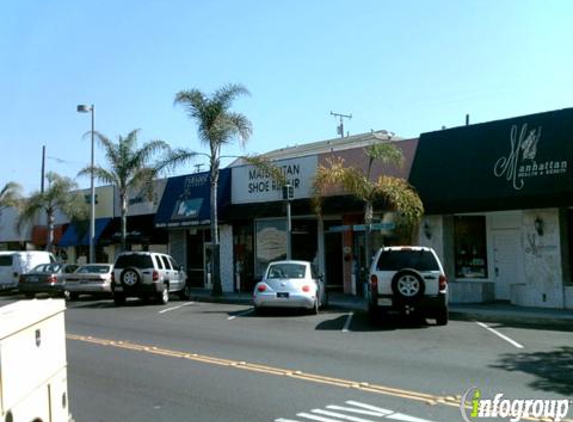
{"left": 493, "top": 229, "right": 520, "bottom": 300}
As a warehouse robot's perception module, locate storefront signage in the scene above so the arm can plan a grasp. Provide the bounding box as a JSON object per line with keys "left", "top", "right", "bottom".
{"left": 232, "top": 155, "right": 317, "bottom": 204}
{"left": 494, "top": 123, "right": 568, "bottom": 191}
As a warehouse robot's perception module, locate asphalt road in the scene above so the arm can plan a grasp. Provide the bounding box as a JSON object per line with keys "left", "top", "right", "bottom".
{"left": 2, "top": 293, "right": 573, "bottom": 422}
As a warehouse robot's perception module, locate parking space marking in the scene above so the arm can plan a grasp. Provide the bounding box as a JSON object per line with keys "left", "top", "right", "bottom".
{"left": 475, "top": 321, "right": 524, "bottom": 349}
{"left": 158, "top": 302, "right": 196, "bottom": 314}
{"left": 228, "top": 308, "right": 254, "bottom": 320}
{"left": 342, "top": 312, "right": 354, "bottom": 332}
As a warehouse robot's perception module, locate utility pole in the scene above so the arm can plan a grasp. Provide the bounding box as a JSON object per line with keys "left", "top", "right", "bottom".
{"left": 41, "top": 145, "right": 46, "bottom": 193}
{"left": 330, "top": 111, "right": 352, "bottom": 138}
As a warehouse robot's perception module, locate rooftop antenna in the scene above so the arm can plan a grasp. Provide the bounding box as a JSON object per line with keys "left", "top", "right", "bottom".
{"left": 330, "top": 111, "right": 352, "bottom": 138}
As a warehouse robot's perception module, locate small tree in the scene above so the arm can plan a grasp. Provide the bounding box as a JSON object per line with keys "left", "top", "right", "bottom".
{"left": 312, "top": 143, "right": 424, "bottom": 264}
{"left": 17, "top": 172, "right": 87, "bottom": 252}
{"left": 77, "top": 129, "right": 170, "bottom": 252}
{"left": 0, "top": 182, "right": 22, "bottom": 212}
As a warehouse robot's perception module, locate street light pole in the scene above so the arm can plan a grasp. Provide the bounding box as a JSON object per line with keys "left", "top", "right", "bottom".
{"left": 77, "top": 104, "right": 96, "bottom": 263}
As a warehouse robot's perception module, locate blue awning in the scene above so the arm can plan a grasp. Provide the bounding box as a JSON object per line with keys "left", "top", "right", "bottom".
{"left": 154, "top": 169, "right": 231, "bottom": 228}
{"left": 59, "top": 218, "right": 112, "bottom": 247}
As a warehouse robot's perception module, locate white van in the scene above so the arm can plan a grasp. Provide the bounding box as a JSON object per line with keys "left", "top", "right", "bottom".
{"left": 0, "top": 251, "right": 57, "bottom": 290}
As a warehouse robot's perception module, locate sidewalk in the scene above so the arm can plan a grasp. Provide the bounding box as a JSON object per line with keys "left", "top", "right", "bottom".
{"left": 189, "top": 288, "right": 573, "bottom": 328}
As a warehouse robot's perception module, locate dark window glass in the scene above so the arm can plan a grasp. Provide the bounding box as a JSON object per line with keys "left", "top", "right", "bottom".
{"left": 0, "top": 255, "right": 13, "bottom": 266}
{"left": 114, "top": 254, "right": 153, "bottom": 269}
{"left": 376, "top": 250, "right": 439, "bottom": 271}
{"left": 454, "top": 216, "right": 488, "bottom": 278}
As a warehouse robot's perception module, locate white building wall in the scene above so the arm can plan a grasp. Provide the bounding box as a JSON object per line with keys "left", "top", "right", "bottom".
{"left": 518, "top": 209, "right": 564, "bottom": 308}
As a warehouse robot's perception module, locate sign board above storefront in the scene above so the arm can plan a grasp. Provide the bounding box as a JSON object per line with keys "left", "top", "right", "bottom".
{"left": 410, "top": 108, "right": 573, "bottom": 213}
{"left": 231, "top": 155, "right": 317, "bottom": 204}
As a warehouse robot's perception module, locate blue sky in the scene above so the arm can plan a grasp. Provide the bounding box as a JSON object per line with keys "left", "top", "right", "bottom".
{"left": 2, "top": 0, "right": 573, "bottom": 194}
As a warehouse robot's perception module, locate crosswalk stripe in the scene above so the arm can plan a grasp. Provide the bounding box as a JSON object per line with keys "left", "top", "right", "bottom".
{"left": 386, "top": 413, "right": 436, "bottom": 422}
{"left": 326, "top": 404, "right": 391, "bottom": 417}
{"left": 344, "top": 401, "right": 395, "bottom": 415}
{"left": 312, "top": 408, "right": 380, "bottom": 422}
{"left": 297, "top": 412, "right": 345, "bottom": 422}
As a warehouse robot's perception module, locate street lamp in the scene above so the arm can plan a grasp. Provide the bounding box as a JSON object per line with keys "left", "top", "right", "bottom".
{"left": 76, "top": 104, "right": 95, "bottom": 263}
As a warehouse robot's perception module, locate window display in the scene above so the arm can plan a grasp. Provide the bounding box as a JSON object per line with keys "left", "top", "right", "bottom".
{"left": 454, "top": 216, "right": 488, "bottom": 278}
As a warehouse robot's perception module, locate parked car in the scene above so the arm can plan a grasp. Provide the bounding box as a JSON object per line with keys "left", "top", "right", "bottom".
{"left": 253, "top": 260, "right": 327, "bottom": 314}
{"left": 0, "top": 251, "right": 56, "bottom": 291}
{"left": 65, "top": 263, "right": 114, "bottom": 300}
{"left": 18, "top": 263, "right": 79, "bottom": 299}
{"left": 111, "top": 251, "right": 189, "bottom": 306}
{"left": 368, "top": 246, "right": 448, "bottom": 325}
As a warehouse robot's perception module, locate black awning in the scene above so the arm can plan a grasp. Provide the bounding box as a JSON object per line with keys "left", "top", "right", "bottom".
{"left": 102, "top": 215, "right": 167, "bottom": 245}
{"left": 409, "top": 108, "right": 573, "bottom": 214}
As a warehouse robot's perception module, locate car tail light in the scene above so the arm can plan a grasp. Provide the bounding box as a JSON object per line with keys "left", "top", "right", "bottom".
{"left": 19, "top": 275, "right": 25, "bottom": 283}
{"left": 257, "top": 284, "right": 267, "bottom": 292}
{"left": 439, "top": 275, "right": 448, "bottom": 291}
{"left": 302, "top": 285, "right": 310, "bottom": 292}
{"left": 152, "top": 270, "right": 159, "bottom": 281}
{"left": 370, "top": 274, "right": 378, "bottom": 290}
{"left": 47, "top": 276, "right": 57, "bottom": 284}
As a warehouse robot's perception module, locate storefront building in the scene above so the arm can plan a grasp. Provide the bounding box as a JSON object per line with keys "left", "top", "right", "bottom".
{"left": 409, "top": 108, "right": 573, "bottom": 309}
{"left": 154, "top": 169, "right": 233, "bottom": 291}
{"left": 228, "top": 131, "right": 418, "bottom": 295}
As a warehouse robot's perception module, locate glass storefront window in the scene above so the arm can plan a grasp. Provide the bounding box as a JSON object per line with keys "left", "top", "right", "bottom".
{"left": 255, "top": 219, "right": 287, "bottom": 277}
{"left": 454, "top": 216, "right": 488, "bottom": 279}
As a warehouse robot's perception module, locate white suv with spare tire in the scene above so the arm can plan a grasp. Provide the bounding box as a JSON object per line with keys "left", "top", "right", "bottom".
{"left": 111, "top": 251, "right": 189, "bottom": 305}
{"left": 367, "top": 246, "right": 448, "bottom": 325}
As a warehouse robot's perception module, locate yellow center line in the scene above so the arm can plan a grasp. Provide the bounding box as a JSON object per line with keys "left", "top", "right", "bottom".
{"left": 66, "top": 334, "right": 573, "bottom": 422}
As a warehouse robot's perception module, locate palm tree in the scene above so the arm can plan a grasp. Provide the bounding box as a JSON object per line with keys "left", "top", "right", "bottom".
{"left": 312, "top": 142, "right": 424, "bottom": 265}
{"left": 168, "top": 83, "right": 252, "bottom": 296}
{"left": 17, "top": 172, "right": 87, "bottom": 252}
{"left": 77, "top": 129, "right": 170, "bottom": 252}
{"left": 0, "top": 181, "right": 22, "bottom": 212}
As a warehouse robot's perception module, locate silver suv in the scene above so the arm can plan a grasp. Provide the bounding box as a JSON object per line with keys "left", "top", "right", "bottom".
{"left": 367, "top": 246, "right": 448, "bottom": 325}
{"left": 111, "top": 251, "right": 189, "bottom": 305}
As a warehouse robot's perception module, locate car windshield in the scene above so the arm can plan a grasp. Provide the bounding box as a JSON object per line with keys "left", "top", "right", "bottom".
{"left": 376, "top": 250, "right": 439, "bottom": 272}
{"left": 77, "top": 265, "right": 111, "bottom": 274}
{"left": 267, "top": 263, "right": 307, "bottom": 279}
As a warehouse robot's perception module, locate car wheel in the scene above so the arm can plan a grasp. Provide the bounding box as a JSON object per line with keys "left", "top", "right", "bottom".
{"left": 113, "top": 292, "right": 125, "bottom": 306}
{"left": 435, "top": 307, "right": 449, "bottom": 326}
{"left": 121, "top": 267, "right": 141, "bottom": 287}
{"left": 391, "top": 270, "right": 425, "bottom": 300}
{"left": 179, "top": 283, "right": 191, "bottom": 301}
{"left": 254, "top": 306, "right": 265, "bottom": 316}
{"left": 68, "top": 292, "right": 79, "bottom": 301}
{"left": 158, "top": 284, "right": 169, "bottom": 305}
{"left": 25, "top": 293, "right": 34, "bottom": 299}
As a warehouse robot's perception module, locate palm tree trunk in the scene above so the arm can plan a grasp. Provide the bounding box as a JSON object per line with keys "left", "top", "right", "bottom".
{"left": 210, "top": 152, "right": 222, "bottom": 297}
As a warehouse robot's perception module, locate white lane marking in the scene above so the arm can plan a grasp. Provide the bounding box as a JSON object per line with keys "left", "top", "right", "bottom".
{"left": 475, "top": 321, "right": 524, "bottom": 349}
{"left": 158, "top": 302, "right": 195, "bottom": 314}
{"left": 311, "top": 408, "right": 380, "bottom": 422}
{"left": 342, "top": 312, "right": 354, "bottom": 332}
{"left": 344, "top": 402, "right": 394, "bottom": 415}
{"left": 296, "top": 412, "right": 345, "bottom": 422}
{"left": 326, "top": 404, "right": 391, "bottom": 416}
{"left": 276, "top": 401, "right": 439, "bottom": 422}
{"left": 386, "top": 413, "right": 437, "bottom": 422}
{"left": 228, "top": 309, "right": 254, "bottom": 320}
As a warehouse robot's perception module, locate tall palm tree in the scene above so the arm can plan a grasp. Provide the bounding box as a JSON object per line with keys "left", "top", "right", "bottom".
{"left": 312, "top": 142, "right": 424, "bottom": 264}
{"left": 77, "top": 129, "right": 170, "bottom": 252}
{"left": 168, "top": 83, "right": 252, "bottom": 296}
{"left": 0, "top": 181, "right": 22, "bottom": 212}
{"left": 17, "top": 172, "right": 87, "bottom": 252}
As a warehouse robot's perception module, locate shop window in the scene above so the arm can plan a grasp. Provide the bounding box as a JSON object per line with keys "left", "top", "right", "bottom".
{"left": 454, "top": 216, "right": 488, "bottom": 279}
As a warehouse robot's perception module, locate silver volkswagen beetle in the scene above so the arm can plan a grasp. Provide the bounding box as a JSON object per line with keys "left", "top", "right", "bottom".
{"left": 253, "top": 260, "right": 327, "bottom": 314}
